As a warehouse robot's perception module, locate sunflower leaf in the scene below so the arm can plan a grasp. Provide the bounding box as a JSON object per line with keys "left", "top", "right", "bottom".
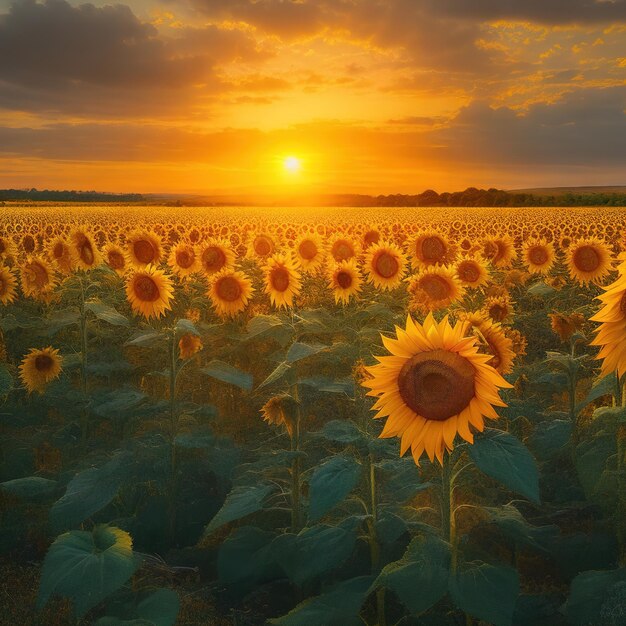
{"left": 200, "top": 360, "right": 253, "bottom": 391}
{"left": 85, "top": 300, "right": 130, "bottom": 326}
{"left": 469, "top": 429, "right": 540, "bottom": 504}
{"left": 286, "top": 342, "right": 327, "bottom": 363}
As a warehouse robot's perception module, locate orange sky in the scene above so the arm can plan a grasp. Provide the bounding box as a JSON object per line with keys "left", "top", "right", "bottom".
{"left": 0, "top": 0, "right": 625, "bottom": 195}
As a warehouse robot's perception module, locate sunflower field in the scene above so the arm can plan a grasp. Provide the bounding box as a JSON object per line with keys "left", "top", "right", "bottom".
{"left": 0, "top": 203, "right": 625, "bottom": 626}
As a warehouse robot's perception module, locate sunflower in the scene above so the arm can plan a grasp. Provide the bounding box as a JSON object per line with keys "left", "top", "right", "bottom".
{"left": 455, "top": 256, "right": 490, "bottom": 288}
{"left": 47, "top": 237, "right": 74, "bottom": 274}
{"left": 249, "top": 233, "right": 278, "bottom": 259}
{"left": 198, "top": 239, "right": 235, "bottom": 276}
{"left": 19, "top": 347, "right": 63, "bottom": 394}
{"left": 126, "top": 266, "right": 174, "bottom": 319}
{"left": 362, "top": 314, "right": 512, "bottom": 465}
{"left": 481, "top": 235, "right": 517, "bottom": 268}
{"left": 407, "top": 266, "right": 465, "bottom": 313}
{"left": 329, "top": 236, "right": 359, "bottom": 262}
{"left": 168, "top": 241, "right": 201, "bottom": 279}
{"left": 0, "top": 235, "right": 17, "bottom": 261}
{"left": 469, "top": 318, "right": 516, "bottom": 375}
{"left": 590, "top": 267, "right": 626, "bottom": 377}
{"left": 20, "top": 256, "right": 57, "bottom": 300}
{"left": 179, "top": 334, "right": 203, "bottom": 359}
{"left": 522, "top": 238, "right": 556, "bottom": 275}
{"left": 294, "top": 234, "right": 325, "bottom": 272}
{"left": 102, "top": 243, "right": 128, "bottom": 276}
{"left": 365, "top": 242, "right": 407, "bottom": 291}
{"left": 209, "top": 268, "right": 254, "bottom": 318}
{"left": 0, "top": 265, "right": 18, "bottom": 305}
{"left": 482, "top": 294, "right": 513, "bottom": 324}
{"left": 260, "top": 394, "right": 297, "bottom": 436}
{"left": 126, "top": 230, "right": 163, "bottom": 269}
{"left": 362, "top": 227, "right": 381, "bottom": 249}
{"left": 328, "top": 259, "right": 362, "bottom": 304}
{"left": 263, "top": 253, "right": 302, "bottom": 309}
{"left": 69, "top": 227, "right": 101, "bottom": 270}
{"left": 550, "top": 312, "right": 586, "bottom": 343}
{"left": 407, "top": 230, "right": 456, "bottom": 270}
{"left": 566, "top": 238, "right": 612, "bottom": 285}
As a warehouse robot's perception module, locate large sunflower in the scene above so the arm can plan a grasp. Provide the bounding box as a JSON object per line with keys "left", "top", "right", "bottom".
{"left": 47, "top": 237, "right": 74, "bottom": 274}
{"left": 69, "top": 227, "right": 101, "bottom": 270}
{"left": 407, "top": 266, "right": 465, "bottom": 313}
{"left": 20, "top": 256, "right": 57, "bottom": 300}
{"left": 0, "top": 265, "right": 18, "bottom": 305}
{"left": 198, "top": 239, "right": 236, "bottom": 276}
{"left": 19, "top": 346, "right": 63, "bottom": 394}
{"left": 407, "top": 230, "right": 456, "bottom": 270}
{"left": 125, "top": 266, "right": 174, "bottom": 319}
{"left": 363, "top": 314, "right": 512, "bottom": 465}
{"left": 566, "top": 237, "right": 612, "bottom": 285}
{"left": 249, "top": 233, "right": 278, "bottom": 259}
{"left": 126, "top": 229, "right": 163, "bottom": 269}
{"left": 328, "top": 259, "right": 362, "bottom": 304}
{"left": 294, "top": 234, "right": 326, "bottom": 272}
{"left": 263, "top": 253, "right": 302, "bottom": 309}
{"left": 455, "top": 256, "right": 490, "bottom": 289}
{"left": 522, "top": 238, "right": 556, "bottom": 275}
{"left": 329, "top": 235, "right": 359, "bottom": 263}
{"left": 102, "top": 243, "right": 128, "bottom": 276}
{"left": 364, "top": 242, "right": 407, "bottom": 291}
{"left": 590, "top": 264, "right": 626, "bottom": 377}
{"left": 168, "top": 241, "right": 201, "bottom": 279}
{"left": 208, "top": 268, "right": 254, "bottom": 318}
{"left": 481, "top": 235, "right": 517, "bottom": 268}
{"left": 0, "top": 235, "right": 17, "bottom": 261}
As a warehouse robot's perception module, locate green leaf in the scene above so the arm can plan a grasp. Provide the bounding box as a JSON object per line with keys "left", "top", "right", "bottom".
{"left": 85, "top": 300, "right": 130, "bottom": 326}
{"left": 562, "top": 567, "right": 626, "bottom": 626}
{"left": 175, "top": 318, "right": 200, "bottom": 336}
{"left": 203, "top": 483, "right": 274, "bottom": 536}
{"left": 527, "top": 282, "right": 556, "bottom": 297}
{"left": 575, "top": 433, "right": 616, "bottom": 500}
{"left": 246, "top": 315, "right": 293, "bottom": 346}
{"left": 0, "top": 363, "right": 12, "bottom": 397}
{"left": 90, "top": 388, "right": 147, "bottom": 419}
{"left": 201, "top": 360, "right": 253, "bottom": 391}
{"left": 268, "top": 575, "right": 373, "bottom": 626}
{"left": 1, "top": 476, "right": 56, "bottom": 500}
{"left": 50, "top": 451, "right": 133, "bottom": 532}
{"left": 449, "top": 561, "right": 520, "bottom": 626}
{"left": 272, "top": 524, "right": 357, "bottom": 587}
{"left": 469, "top": 429, "right": 540, "bottom": 504}
{"left": 286, "top": 342, "right": 327, "bottom": 363}
{"left": 577, "top": 373, "right": 618, "bottom": 413}
{"left": 318, "top": 420, "right": 364, "bottom": 444}
{"left": 125, "top": 330, "right": 163, "bottom": 347}
{"left": 38, "top": 525, "right": 138, "bottom": 617}
{"left": 373, "top": 533, "right": 449, "bottom": 615}
{"left": 256, "top": 361, "right": 291, "bottom": 390}
{"left": 95, "top": 588, "right": 180, "bottom": 626}
{"left": 529, "top": 420, "right": 572, "bottom": 461}
{"left": 308, "top": 454, "right": 362, "bottom": 522}
{"left": 299, "top": 376, "right": 355, "bottom": 396}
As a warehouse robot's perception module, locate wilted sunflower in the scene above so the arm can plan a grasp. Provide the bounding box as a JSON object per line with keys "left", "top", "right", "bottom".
{"left": 69, "top": 227, "right": 101, "bottom": 270}
{"left": 0, "top": 265, "right": 18, "bottom": 305}
{"left": 168, "top": 241, "right": 200, "bottom": 278}
{"left": 47, "top": 237, "right": 73, "bottom": 274}
{"left": 179, "top": 333, "right": 203, "bottom": 359}
{"left": 365, "top": 242, "right": 407, "bottom": 291}
{"left": 209, "top": 268, "right": 254, "bottom": 318}
{"left": 126, "top": 266, "right": 174, "bottom": 319}
{"left": 198, "top": 239, "right": 235, "bottom": 276}
{"left": 263, "top": 253, "right": 302, "bottom": 309}
{"left": 363, "top": 314, "right": 512, "bottom": 465}
{"left": 590, "top": 266, "right": 626, "bottom": 376}
{"left": 522, "top": 238, "right": 556, "bottom": 275}
{"left": 20, "top": 256, "right": 57, "bottom": 300}
{"left": 260, "top": 394, "right": 297, "bottom": 436}
{"left": 294, "top": 234, "right": 325, "bottom": 272}
{"left": 102, "top": 243, "right": 128, "bottom": 276}
{"left": 550, "top": 312, "right": 586, "bottom": 343}
{"left": 407, "top": 266, "right": 464, "bottom": 313}
{"left": 19, "top": 346, "right": 63, "bottom": 394}
{"left": 566, "top": 238, "right": 612, "bottom": 285}
{"left": 455, "top": 256, "right": 490, "bottom": 289}
{"left": 126, "top": 229, "right": 163, "bottom": 269}
{"left": 407, "top": 230, "right": 456, "bottom": 270}
{"left": 328, "top": 259, "right": 362, "bottom": 304}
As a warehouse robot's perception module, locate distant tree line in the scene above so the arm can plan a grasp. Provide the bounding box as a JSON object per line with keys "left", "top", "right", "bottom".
{"left": 0, "top": 188, "right": 144, "bottom": 202}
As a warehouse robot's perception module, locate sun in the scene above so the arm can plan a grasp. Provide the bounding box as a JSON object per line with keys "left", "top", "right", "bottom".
{"left": 283, "top": 156, "right": 301, "bottom": 173}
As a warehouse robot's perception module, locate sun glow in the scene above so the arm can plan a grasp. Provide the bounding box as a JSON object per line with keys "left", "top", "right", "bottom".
{"left": 283, "top": 156, "right": 301, "bottom": 173}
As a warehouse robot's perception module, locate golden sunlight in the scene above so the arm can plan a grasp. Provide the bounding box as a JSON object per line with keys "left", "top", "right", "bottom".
{"left": 283, "top": 156, "right": 302, "bottom": 173}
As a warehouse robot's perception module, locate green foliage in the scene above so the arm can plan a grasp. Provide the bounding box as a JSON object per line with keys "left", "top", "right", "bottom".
{"left": 0, "top": 476, "right": 56, "bottom": 501}
{"left": 38, "top": 525, "right": 139, "bottom": 617}
{"left": 286, "top": 341, "right": 328, "bottom": 363}
{"left": 95, "top": 589, "right": 180, "bottom": 626}
{"left": 85, "top": 300, "right": 130, "bottom": 326}
{"left": 449, "top": 562, "right": 520, "bottom": 626}
{"left": 469, "top": 428, "right": 541, "bottom": 504}
{"left": 372, "top": 533, "right": 449, "bottom": 615}
{"left": 485, "top": 504, "right": 558, "bottom": 552}
{"left": 308, "top": 454, "right": 362, "bottom": 522}
{"left": 0, "top": 363, "right": 12, "bottom": 398}
{"left": 200, "top": 360, "right": 253, "bottom": 391}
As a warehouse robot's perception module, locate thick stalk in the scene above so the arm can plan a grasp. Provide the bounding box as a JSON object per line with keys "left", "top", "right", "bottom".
{"left": 367, "top": 454, "right": 386, "bottom": 626}
{"left": 442, "top": 453, "right": 457, "bottom": 573}
{"left": 78, "top": 277, "right": 89, "bottom": 450}
{"left": 168, "top": 329, "right": 178, "bottom": 543}
{"left": 290, "top": 383, "right": 302, "bottom": 533}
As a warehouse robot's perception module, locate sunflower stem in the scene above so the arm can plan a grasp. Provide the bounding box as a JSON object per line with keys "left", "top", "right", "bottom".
{"left": 168, "top": 327, "right": 179, "bottom": 545}
{"left": 441, "top": 452, "right": 457, "bottom": 573}
{"left": 290, "top": 382, "right": 302, "bottom": 533}
{"left": 367, "top": 453, "right": 387, "bottom": 626}
{"left": 78, "top": 274, "right": 89, "bottom": 451}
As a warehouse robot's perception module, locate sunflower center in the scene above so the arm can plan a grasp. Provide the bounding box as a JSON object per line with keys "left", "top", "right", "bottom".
{"left": 216, "top": 276, "right": 242, "bottom": 302}
{"left": 254, "top": 237, "right": 272, "bottom": 257}
{"left": 573, "top": 245, "right": 600, "bottom": 272}
{"left": 35, "top": 354, "right": 53, "bottom": 372}
{"left": 271, "top": 267, "right": 290, "bottom": 292}
{"left": 374, "top": 252, "right": 399, "bottom": 278}
{"left": 298, "top": 239, "right": 318, "bottom": 260}
{"left": 528, "top": 246, "right": 548, "bottom": 265}
{"left": 420, "top": 275, "right": 451, "bottom": 301}
{"left": 203, "top": 246, "right": 226, "bottom": 271}
{"left": 76, "top": 234, "right": 95, "bottom": 265}
{"left": 364, "top": 230, "right": 380, "bottom": 246}
{"left": 133, "top": 239, "right": 155, "bottom": 264}
{"left": 493, "top": 241, "right": 507, "bottom": 263}
{"left": 23, "top": 235, "right": 35, "bottom": 253}
{"left": 489, "top": 304, "right": 507, "bottom": 322}
{"left": 421, "top": 236, "right": 445, "bottom": 261}
{"left": 108, "top": 250, "right": 125, "bottom": 270}
{"left": 483, "top": 241, "right": 498, "bottom": 259}
{"left": 176, "top": 248, "right": 194, "bottom": 269}
{"left": 458, "top": 261, "right": 479, "bottom": 283}
{"left": 28, "top": 262, "right": 49, "bottom": 288}
{"left": 134, "top": 275, "right": 160, "bottom": 302}
{"left": 398, "top": 349, "right": 475, "bottom": 421}
{"left": 332, "top": 240, "right": 354, "bottom": 261}
{"left": 336, "top": 270, "right": 353, "bottom": 289}
{"left": 53, "top": 242, "right": 65, "bottom": 259}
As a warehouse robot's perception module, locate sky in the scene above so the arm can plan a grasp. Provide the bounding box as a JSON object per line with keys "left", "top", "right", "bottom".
{"left": 0, "top": 0, "right": 625, "bottom": 195}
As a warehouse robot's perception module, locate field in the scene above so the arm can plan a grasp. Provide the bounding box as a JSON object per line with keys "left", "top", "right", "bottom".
{"left": 0, "top": 204, "right": 625, "bottom": 626}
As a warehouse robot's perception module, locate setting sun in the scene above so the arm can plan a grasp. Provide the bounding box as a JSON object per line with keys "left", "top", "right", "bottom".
{"left": 283, "top": 156, "right": 301, "bottom": 173}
